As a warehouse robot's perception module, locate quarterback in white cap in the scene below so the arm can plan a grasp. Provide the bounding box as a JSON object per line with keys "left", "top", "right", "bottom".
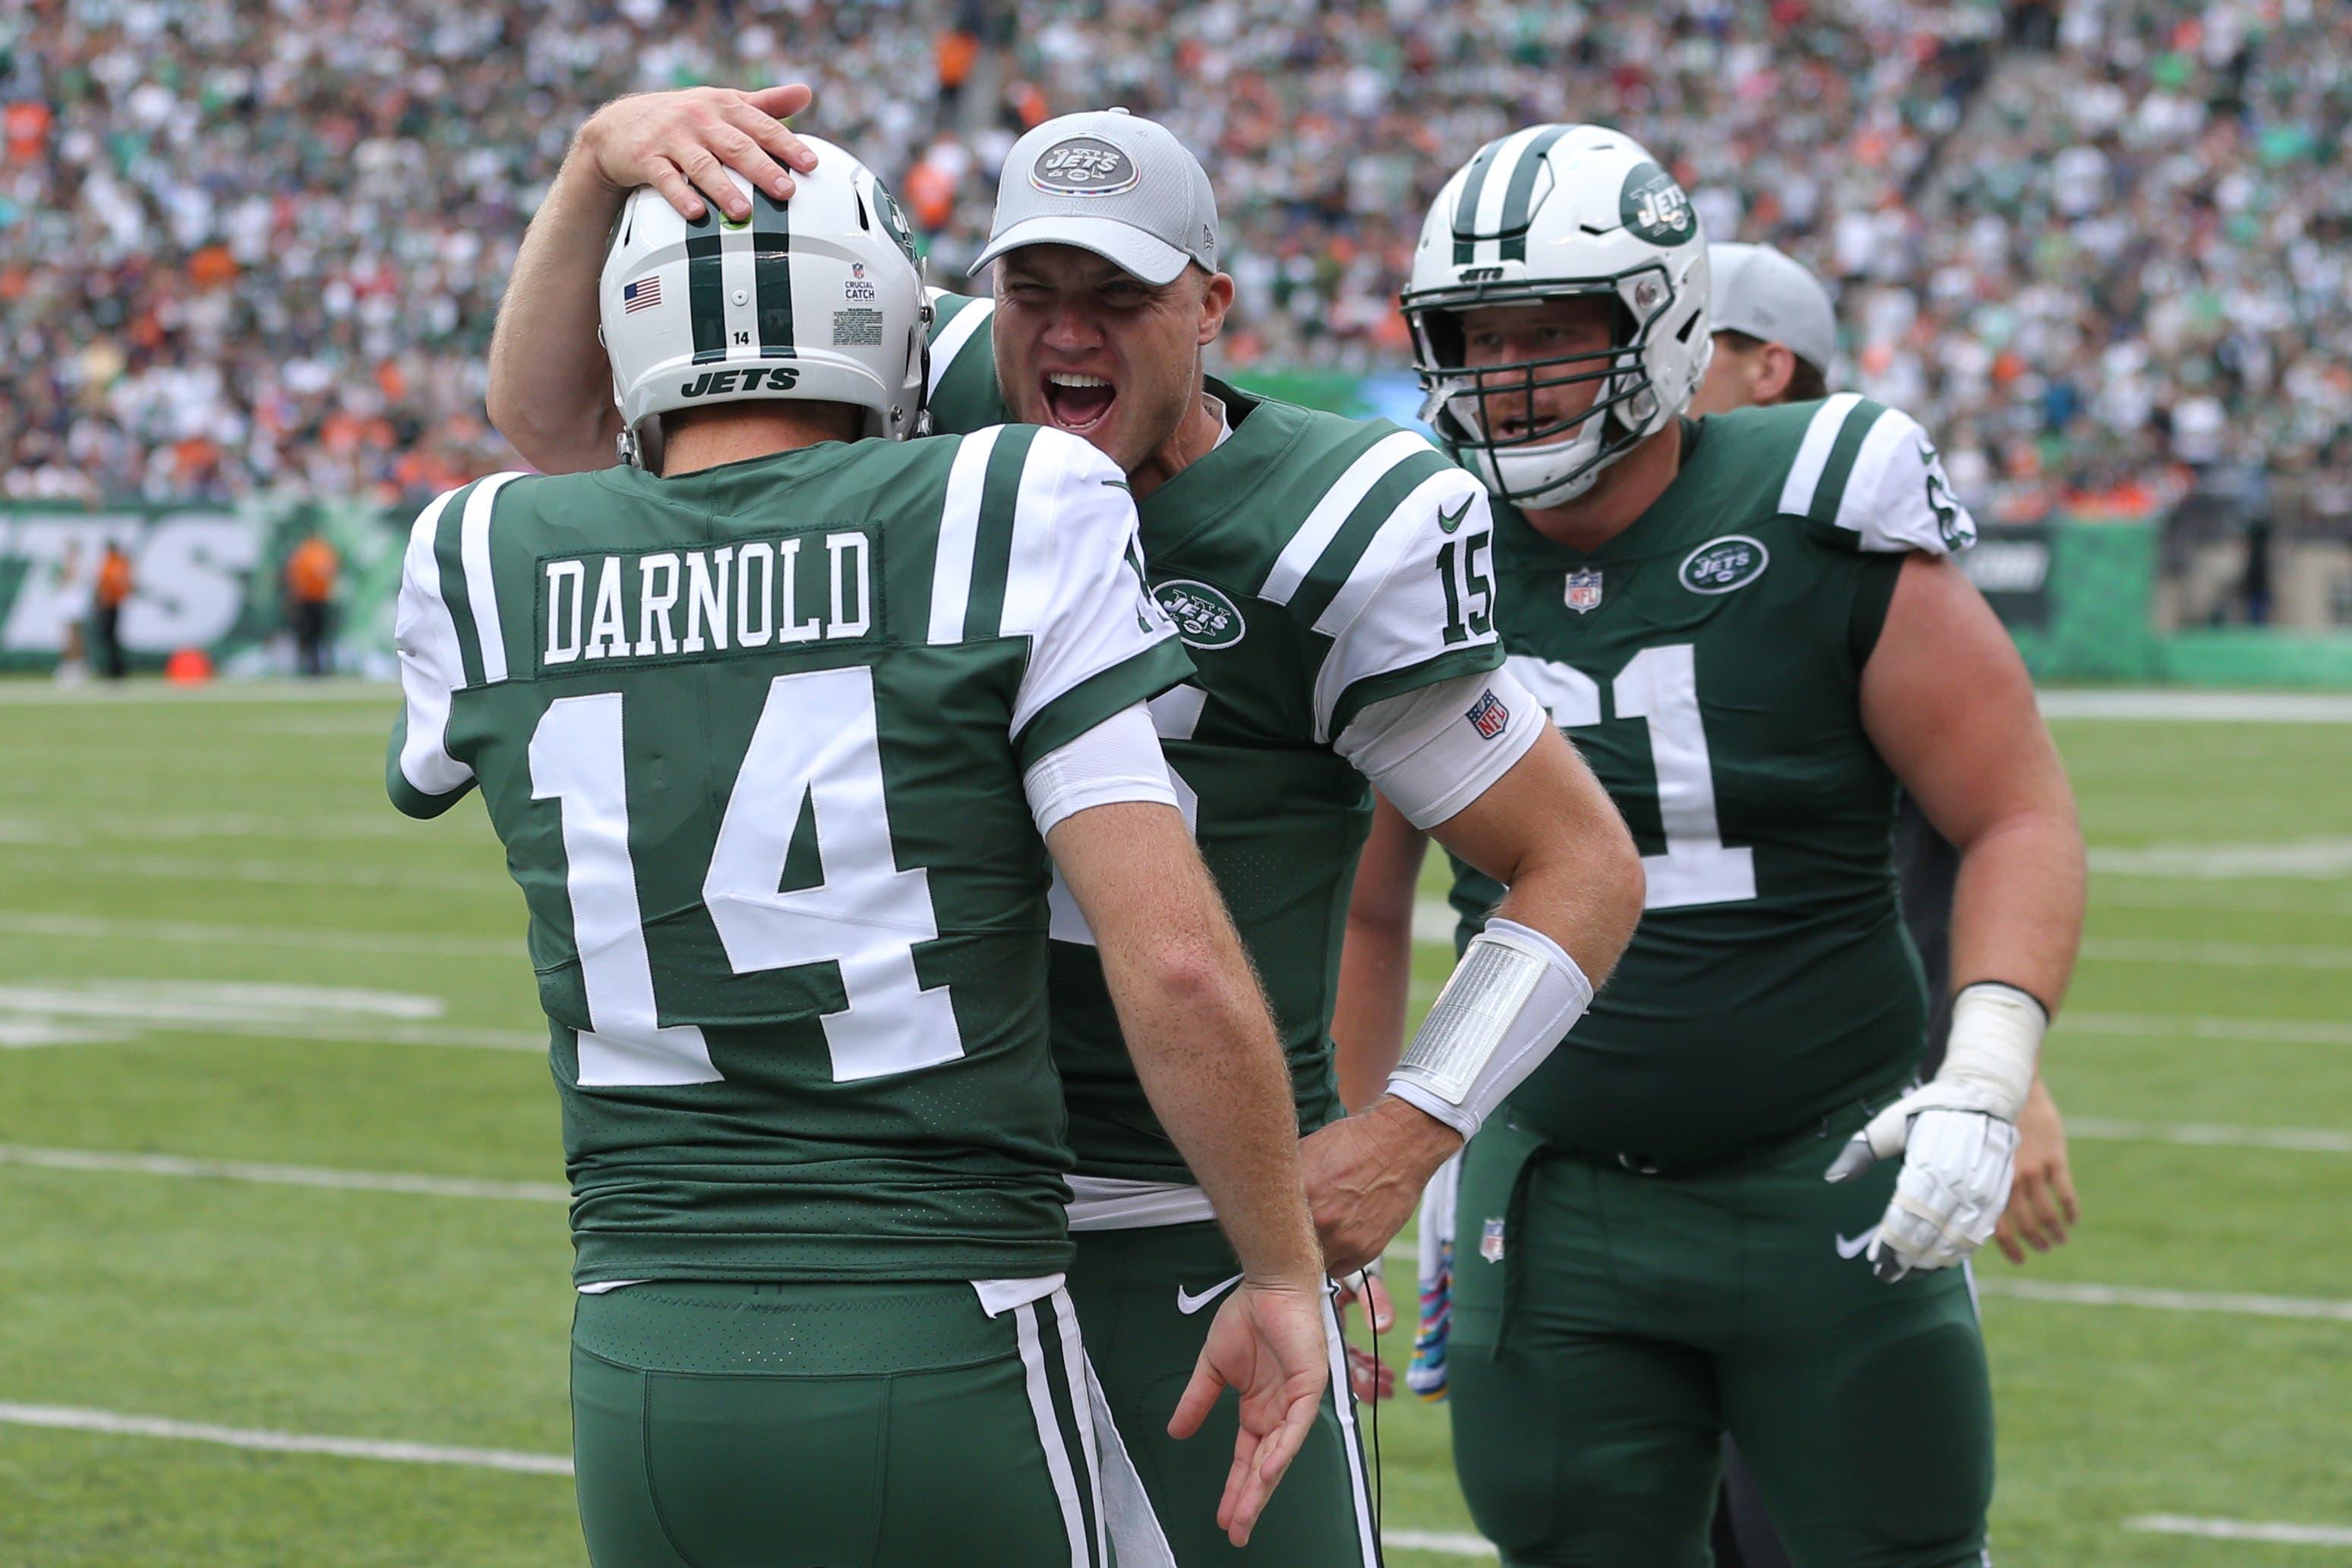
{"left": 1689, "top": 240, "right": 1839, "bottom": 415}
{"left": 486, "top": 89, "right": 1644, "bottom": 1568}
{"left": 1342, "top": 123, "right": 2086, "bottom": 1567}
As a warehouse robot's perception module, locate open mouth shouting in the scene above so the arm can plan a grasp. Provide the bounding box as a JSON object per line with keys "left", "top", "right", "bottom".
{"left": 1041, "top": 370, "right": 1119, "bottom": 437}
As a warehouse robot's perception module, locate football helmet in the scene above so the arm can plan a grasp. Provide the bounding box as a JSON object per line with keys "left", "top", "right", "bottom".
{"left": 1403, "top": 125, "right": 1711, "bottom": 508}
{"left": 601, "top": 136, "right": 929, "bottom": 467}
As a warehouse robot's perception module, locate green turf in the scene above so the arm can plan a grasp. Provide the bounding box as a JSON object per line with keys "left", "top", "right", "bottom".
{"left": 1, "top": 682, "right": 2347, "bottom": 1566}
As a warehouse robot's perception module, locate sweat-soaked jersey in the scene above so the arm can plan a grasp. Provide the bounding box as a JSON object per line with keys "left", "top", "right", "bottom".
{"left": 1448, "top": 394, "right": 1979, "bottom": 1172}
{"left": 387, "top": 426, "right": 1190, "bottom": 1284}
{"left": 928, "top": 289, "right": 1509, "bottom": 1182}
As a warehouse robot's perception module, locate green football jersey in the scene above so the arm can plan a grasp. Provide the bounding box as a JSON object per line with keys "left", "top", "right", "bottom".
{"left": 387, "top": 425, "right": 1192, "bottom": 1284}
{"left": 1448, "top": 394, "right": 1980, "bottom": 1172}
{"left": 927, "top": 290, "right": 1509, "bottom": 1181}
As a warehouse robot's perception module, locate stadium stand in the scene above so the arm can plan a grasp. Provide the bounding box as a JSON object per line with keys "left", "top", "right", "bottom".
{"left": 1, "top": 0, "right": 2345, "bottom": 533}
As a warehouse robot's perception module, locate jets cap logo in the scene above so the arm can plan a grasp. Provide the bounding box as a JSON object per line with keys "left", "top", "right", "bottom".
{"left": 1032, "top": 137, "right": 1142, "bottom": 196}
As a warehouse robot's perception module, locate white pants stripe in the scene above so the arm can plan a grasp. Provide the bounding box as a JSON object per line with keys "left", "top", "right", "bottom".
{"left": 1049, "top": 1290, "right": 1112, "bottom": 1568}
{"left": 1321, "top": 1288, "right": 1384, "bottom": 1567}
{"left": 1015, "top": 1295, "right": 1097, "bottom": 1568}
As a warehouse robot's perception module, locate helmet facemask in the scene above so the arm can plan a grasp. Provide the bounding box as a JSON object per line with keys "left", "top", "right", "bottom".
{"left": 1410, "top": 264, "right": 1681, "bottom": 510}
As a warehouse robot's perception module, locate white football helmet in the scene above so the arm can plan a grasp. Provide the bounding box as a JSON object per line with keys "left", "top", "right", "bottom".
{"left": 1403, "top": 125, "right": 1712, "bottom": 508}
{"left": 600, "top": 136, "right": 929, "bottom": 467}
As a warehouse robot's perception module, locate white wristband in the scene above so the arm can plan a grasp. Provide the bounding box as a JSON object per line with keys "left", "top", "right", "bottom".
{"left": 1385, "top": 916, "right": 1593, "bottom": 1140}
{"left": 1938, "top": 981, "right": 2045, "bottom": 1122}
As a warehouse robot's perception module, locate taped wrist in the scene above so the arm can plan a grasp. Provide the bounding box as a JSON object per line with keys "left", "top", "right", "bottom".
{"left": 1937, "top": 981, "right": 2045, "bottom": 1122}
{"left": 1385, "top": 917, "right": 1593, "bottom": 1139}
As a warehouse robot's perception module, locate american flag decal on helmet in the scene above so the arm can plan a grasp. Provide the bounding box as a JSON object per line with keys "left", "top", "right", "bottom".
{"left": 623, "top": 277, "right": 661, "bottom": 313}
{"left": 1466, "top": 689, "right": 1511, "bottom": 740}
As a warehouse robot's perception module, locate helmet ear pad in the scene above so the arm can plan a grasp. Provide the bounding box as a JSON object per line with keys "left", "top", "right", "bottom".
{"left": 1402, "top": 125, "right": 1712, "bottom": 508}
{"left": 597, "top": 140, "right": 933, "bottom": 457}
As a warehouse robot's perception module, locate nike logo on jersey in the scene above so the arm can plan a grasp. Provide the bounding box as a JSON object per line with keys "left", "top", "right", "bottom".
{"left": 1176, "top": 1273, "right": 1245, "bottom": 1316}
{"left": 1437, "top": 497, "right": 1474, "bottom": 534}
{"left": 1835, "top": 1229, "right": 1880, "bottom": 1260}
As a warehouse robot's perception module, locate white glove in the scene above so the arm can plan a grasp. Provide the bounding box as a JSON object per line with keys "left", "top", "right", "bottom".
{"left": 1826, "top": 983, "right": 2046, "bottom": 1282}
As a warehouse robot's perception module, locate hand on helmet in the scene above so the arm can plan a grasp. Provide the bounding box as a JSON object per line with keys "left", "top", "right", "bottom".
{"left": 578, "top": 85, "right": 820, "bottom": 222}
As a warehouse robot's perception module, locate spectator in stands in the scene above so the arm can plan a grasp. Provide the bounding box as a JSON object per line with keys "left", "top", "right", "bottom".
{"left": 92, "top": 540, "right": 132, "bottom": 681}
{"left": 284, "top": 530, "right": 340, "bottom": 677}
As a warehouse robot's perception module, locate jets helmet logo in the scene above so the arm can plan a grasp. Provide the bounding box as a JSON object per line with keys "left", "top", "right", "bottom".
{"left": 1619, "top": 162, "right": 1696, "bottom": 246}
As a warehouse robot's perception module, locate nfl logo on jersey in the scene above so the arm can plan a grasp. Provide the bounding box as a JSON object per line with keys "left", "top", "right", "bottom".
{"left": 1480, "top": 1216, "right": 1507, "bottom": 1263}
{"left": 1465, "top": 689, "right": 1511, "bottom": 740}
{"left": 1564, "top": 569, "right": 1603, "bottom": 614}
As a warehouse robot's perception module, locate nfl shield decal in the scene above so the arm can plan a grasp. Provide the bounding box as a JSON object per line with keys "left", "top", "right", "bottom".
{"left": 1465, "top": 688, "right": 1511, "bottom": 740}
{"left": 1479, "top": 1216, "right": 1507, "bottom": 1262}
{"left": 1564, "top": 568, "right": 1604, "bottom": 614}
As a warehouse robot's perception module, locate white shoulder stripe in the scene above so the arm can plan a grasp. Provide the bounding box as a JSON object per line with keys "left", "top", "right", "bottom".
{"left": 1776, "top": 390, "right": 1866, "bottom": 517}
{"left": 928, "top": 297, "right": 996, "bottom": 399}
{"left": 999, "top": 432, "right": 1068, "bottom": 638}
{"left": 928, "top": 427, "right": 1003, "bottom": 644}
{"left": 1259, "top": 431, "right": 1433, "bottom": 606}
{"left": 1831, "top": 406, "right": 1913, "bottom": 541}
{"left": 459, "top": 472, "right": 525, "bottom": 684}
{"left": 1312, "top": 469, "right": 1479, "bottom": 639}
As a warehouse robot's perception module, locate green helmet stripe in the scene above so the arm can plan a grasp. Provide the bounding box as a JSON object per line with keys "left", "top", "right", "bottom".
{"left": 1450, "top": 137, "right": 1507, "bottom": 265}
{"left": 684, "top": 204, "right": 728, "bottom": 366}
{"left": 752, "top": 189, "right": 796, "bottom": 359}
{"left": 1498, "top": 125, "right": 1573, "bottom": 261}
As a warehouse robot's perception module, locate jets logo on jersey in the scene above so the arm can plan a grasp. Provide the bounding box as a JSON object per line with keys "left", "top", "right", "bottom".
{"left": 1565, "top": 568, "right": 1605, "bottom": 614}
{"left": 1154, "top": 579, "right": 1246, "bottom": 649}
{"left": 1679, "top": 535, "right": 1770, "bottom": 595}
{"left": 1465, "top": 689, "right": 1512, "bottom": 740}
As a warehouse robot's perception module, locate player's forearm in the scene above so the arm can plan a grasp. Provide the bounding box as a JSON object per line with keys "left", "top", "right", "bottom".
{"left": 1947, "top": 806, "right": 2085, "bottom": 1015}
{"left": 488, "top": 145, "right": 627, "bottom": 474}
{"left": 1331, "top": 799, "right": 1428, "bottom": 1111}
{"left": 1109, "top": 919, "right": 1323, "bottom": 1289}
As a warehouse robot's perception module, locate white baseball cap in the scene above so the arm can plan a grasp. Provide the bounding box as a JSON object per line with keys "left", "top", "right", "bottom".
{"left": 969, "top": 109, "right": 1220, "bottom": 287}
{"left": 1708, "top": 242, "right": 1837, "bottom": 374}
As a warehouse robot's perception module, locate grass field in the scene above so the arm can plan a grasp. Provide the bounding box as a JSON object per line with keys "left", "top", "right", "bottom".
{"left": 1, "top": 680, "right": 2347, "bottom": 1566}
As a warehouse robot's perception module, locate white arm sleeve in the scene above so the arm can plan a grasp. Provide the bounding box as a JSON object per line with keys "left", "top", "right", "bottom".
{"left": 1022, "top": 702, "right": 1179, "bottom": 838}
{"left": 1333, "top": 666, "right": 1546, "bottom": 831}
{"left": 1386, "top": 916, "right": 1594, "bottom": 1140}
{"left": 389, "top": 485, "right": 475, "bottom": 815}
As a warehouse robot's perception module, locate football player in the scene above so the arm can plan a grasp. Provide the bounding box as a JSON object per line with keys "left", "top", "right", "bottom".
{"left": 1337, "top": 126, "right": 2087, "bottom": 1566}
{"left": 393, "top": 138, "right": 1336, "bottom": 1567}
{"left": 487, "top": 93, "right": 1646, "bottom": 1568}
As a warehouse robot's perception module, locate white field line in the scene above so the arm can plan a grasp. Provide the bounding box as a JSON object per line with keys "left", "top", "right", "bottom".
{"left": 2127, "top": 1516, "right": 2352, "bottom": 1547}
{"left": 0, "top": 1145, "right": 567, "bottom": 1203}
{"left": 2038, "top": 690, "right": 2352, "bottom": 723}
{"left": 2060, "top": 1011, "right": 2352, "bottom": 1048}
{"left": 0, "top": 1402, "right": 571, "bottom": 1475}
{"left": 1977, "top": 1279, "right": 2352, "bottom": 1323}
{"left": 0, "top": 679, "right": 396, "bottom": 706}
{"left": 2090, "top": 839, "right": 2352, "bottom": 880}
{"left": 1383, "top": 1528, "right": 1495, "bottom": 1558}
{"left": 0, "top": 911, "right": 521, "bottom": 960}
{"left": 7, "top": 848, "right": 505, "bottom": 894}
{"left": 2069, "top": 1118, "right": 2352, "bottom": 1154}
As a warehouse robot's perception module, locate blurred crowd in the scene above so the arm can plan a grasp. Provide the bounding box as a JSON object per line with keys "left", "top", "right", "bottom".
{"left": 2, "top": 0, "right": 2344, "bottom": 524}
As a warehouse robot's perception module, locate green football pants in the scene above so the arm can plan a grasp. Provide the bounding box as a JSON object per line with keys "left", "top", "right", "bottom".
{"left": 1070, "top": 1220, "right": 1382, "bottom": 1567}
{"left": 1448, "top": 1111, "right": 1994, "bottom": 1568}
{"left": 570, "top": 1279, "right": 1119, "bottom": 1568}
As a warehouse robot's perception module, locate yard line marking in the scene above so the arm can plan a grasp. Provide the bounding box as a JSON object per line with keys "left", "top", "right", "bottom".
{"left": 1978, "top": 1279, "right": 2352, "bottom": 1322}
{"left": 2070, "top": 1118, "right": 2352, "bottom": 1154}
{"left": 2078, "top": 936, "right": 2352, "bottom": 970}
{"left": 1383, "top": 1529, "right": 1495, "bottom": 1558}
{"left": 0, "top": 1402, "right": 572, "bottom": 1475}
{"left": 2060, "top": 1012, "right": 2352, "bottom": 1048}
{"left": 0, "top": 1145, "right": 567, "bottom": 1204}
{"left": 8, "top": 848, "right": 507, "bottom": 894}
{"left": 2127, "top": 1516, "right": 2352, "bottom": 1547}
{"left": 0, "top": 679, "right": 396, "bottom": 706}
{"left": 2089, "top": 838, "right": 2352, "bottom": 880}
{"left": 2038, "top": 690, "right": 2352, "bottom": 722}
{"left": 0, "top": 911, "right": 521, "bottom": 960}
